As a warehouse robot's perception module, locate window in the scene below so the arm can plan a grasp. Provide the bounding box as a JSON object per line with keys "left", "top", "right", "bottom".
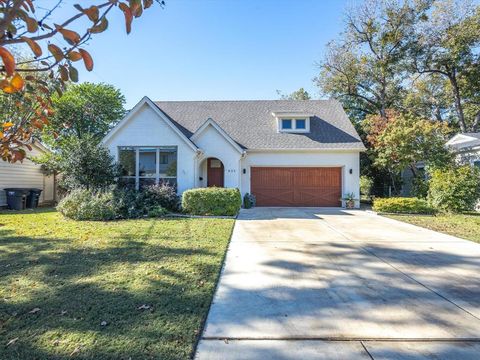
{"left": 281, "top": 119, "right": 292, "bottom": 129}
{"left": 296, "top": 119, "right": 306, "bottom": 129}
{"left": 139, "top": 149, "right": 156, "bottom": 177}
{"left": 118, "top": 147, "right": 177, "bottom": 189}
{"left": 474, "top": 160, "right": 480, "bottom": 169}
{"left": 279, "top": 118, "right": 309, "bottom": 132}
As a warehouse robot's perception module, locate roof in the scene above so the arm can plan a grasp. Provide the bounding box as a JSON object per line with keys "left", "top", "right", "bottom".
{"left": 446, "top": 133, "right": 480, "bottom": 151}
{"left": 153, "top": 100, "right": 365, "bottom": 151}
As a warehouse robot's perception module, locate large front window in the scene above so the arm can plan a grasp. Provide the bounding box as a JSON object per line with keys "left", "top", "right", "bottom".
{"left": 118, "top": 146, "right": 177, "bottom": 189}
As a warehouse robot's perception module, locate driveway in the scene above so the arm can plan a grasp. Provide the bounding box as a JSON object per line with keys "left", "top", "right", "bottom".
{"left": 195, "top": 208, "right": 480, "bottom": 359}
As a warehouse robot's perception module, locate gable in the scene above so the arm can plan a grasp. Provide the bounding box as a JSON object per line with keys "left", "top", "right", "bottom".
{"left": 103, "top": 97, "right": 197, "bottom": 151}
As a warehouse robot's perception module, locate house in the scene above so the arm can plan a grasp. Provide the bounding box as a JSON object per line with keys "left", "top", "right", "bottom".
{"left": 0, "top": 141, "right": 56, "bottom": 208}
{"left": 446, "top": 133, "right": 480, "bottom": 168}
{"left": 102, "top": 97, "right": 365, "bottom": 207}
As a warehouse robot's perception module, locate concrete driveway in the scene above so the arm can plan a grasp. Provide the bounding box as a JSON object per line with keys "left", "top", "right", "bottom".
{"left": 195, "top": 208, "right": 480, "bottom": 359}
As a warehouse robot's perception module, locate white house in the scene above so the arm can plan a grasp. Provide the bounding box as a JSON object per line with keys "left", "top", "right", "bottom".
{"left": 102, "top": 97, "right": 365, "bottom": 207}
{"left": 446, "top": 133, "right": 480, "bottom": 167}
{"left": 0, "top": 142, "right": 56, "bottom": 207}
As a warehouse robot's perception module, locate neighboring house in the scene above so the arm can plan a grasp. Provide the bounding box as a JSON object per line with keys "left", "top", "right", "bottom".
{"left": 102, "top": 97, "right": 365, "bottom": 207}
{"left": 446, "top": 133, "right": 480, "bottom": 168}
{"left": 0, "top": 142, "right": 56, "bottom": 208}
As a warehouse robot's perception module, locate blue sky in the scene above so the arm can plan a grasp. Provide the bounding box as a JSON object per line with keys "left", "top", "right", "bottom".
{"left": 49, "top": 0, "right": 350, "bottom": 108}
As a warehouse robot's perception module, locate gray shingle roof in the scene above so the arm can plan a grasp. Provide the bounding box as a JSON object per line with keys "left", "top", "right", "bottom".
{"left": 153, "top": 100, "right": 365, "bottom": 151}
{"left": 449, "top": 133, "right": 480, "bottom": 150}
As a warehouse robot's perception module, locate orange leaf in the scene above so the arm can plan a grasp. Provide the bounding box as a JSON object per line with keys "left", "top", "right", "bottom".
{"left": 67, "top": 51, "right": 82, "bottom": 62}
{"left": 129, "top": 0, "right": 142, "bottom": 17}
{"left": 59, "top": 65, "right": 69, "bottom": 82}
{"left": 89, "top": 17, "right": 108, "bottom": 34}
{"left": 48, "top": 44, "right": 64, "bottom": 62}
{"left": 143, "top": 0, "right": 153, "bottom": 9}
{"left": 119, "top": 3, "right": 133, "bottom": 34}
{"left": 0, "top": 47, "right": 15, "bottom": 76}
{"left": 11, "top": 73, "right": 24, "bottom": 91}
{"left": 55, "top": 24, "right": 81, "bottom": 44}
{"left": 21, "top": 37, "right": 42, "bottom": 57}
{"left": 79, "top": 49, "right": 94, "bottom": 71}
{"left": 84, "top": 6, "right": 99, "bottom": 22}
{"left": 2, "top": 122, "right": 14, "bottom": 128}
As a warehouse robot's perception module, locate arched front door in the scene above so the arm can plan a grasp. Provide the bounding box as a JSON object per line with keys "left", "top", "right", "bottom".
{"left": 207, "top": 158, "right": 224, "bottom": 187}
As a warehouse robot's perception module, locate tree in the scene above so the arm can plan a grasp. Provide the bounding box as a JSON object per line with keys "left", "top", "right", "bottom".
{"left": 316, "top": 0, "right": 426, "bottom": 120}
{"left": 0, "top": 0, "right": 163, "bottom": 162}
{"left": 410, "top": 0, "right": 480, "bottom": 131}
{"left": 364, "top": 110, "right": 453, "bottom": 178}
{"left": 277, "top": 87, "right": 311, "bottom": 100}
{"left": 35, "top": 134, "right": 119, "bottom": 191}
{"left": 49, "top": 82, "right": 126, "bottom": 142}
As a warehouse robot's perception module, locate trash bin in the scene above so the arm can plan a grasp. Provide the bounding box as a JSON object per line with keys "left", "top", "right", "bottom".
{"left": 27, "top": 188, "right": 43, "bottom": 209}
{"left": 4, "top": 188, "right": 29, "bottom": 210}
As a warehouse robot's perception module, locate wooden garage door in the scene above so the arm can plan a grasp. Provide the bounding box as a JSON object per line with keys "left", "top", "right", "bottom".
{"left": 251, "top": 167, "right": 342, "bottom": 207}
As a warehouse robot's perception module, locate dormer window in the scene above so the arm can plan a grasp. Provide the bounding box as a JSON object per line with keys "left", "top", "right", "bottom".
{"left": 272, "top": 111, "right": 312, "bottom": 133}
{"left": 281, "top": 119, "right": 293, "bottom": 129}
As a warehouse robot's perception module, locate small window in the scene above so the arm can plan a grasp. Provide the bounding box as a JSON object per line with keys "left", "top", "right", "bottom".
{"left": 296, "top": 119, "right": 306, "bottom": 129}
{"left": 474, "top": 160, "right": 480, "bottom": 169}
{"left": 281, "top": 119, "right": 292, "bottom": 129}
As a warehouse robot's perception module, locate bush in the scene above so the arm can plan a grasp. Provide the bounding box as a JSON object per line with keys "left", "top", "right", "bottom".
{"left": 243, "top": 193, "right": 256, "bottom": 209}
{"left": 182, "top": 188, "right": 242, "bottom": 216}
{"left": 360, "top": 176, "right": 373, "bottom": 198}
{"left": 58, "top": 184, "right": 178, "bottom": 221}
{"left": 428, "top": 165, "right": 480, "bottom": 213}
{"left": 142, "top": 183, "right": 179, "bottom": 211}
{"left": 372, "top": 197, "right": 436, "bottom": 214}
{"left": 57, "top": 188, "right": 116, "bottom": 221}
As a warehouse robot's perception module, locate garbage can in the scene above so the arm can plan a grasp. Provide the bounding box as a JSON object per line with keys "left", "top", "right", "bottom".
{"left": 27, "top": 188, "right": 43, "bottom": 209}
{"left": 4, "top": 188, "right": 29, "bottom": 210}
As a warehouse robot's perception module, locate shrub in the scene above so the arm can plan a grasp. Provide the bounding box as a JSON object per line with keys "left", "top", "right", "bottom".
{"left": 182, "top": 188, "right": 242, "bottom": 216}
{"left": 411, "top": 176, "right": 429, "bottom": 199}
{"left": 360, "top": 176, "right": 373, "bottom": 198}
{"left": 147, "top": 206, "right": 168, "bottom": 218}
{"left": 57, "top": 188, "right": 116, "bottom": 221}
{"left": 372, "top": 197, "right": 436, "bottom": 214}
{"left": 243, "top": 193, "right": 256, "bottom": 209}
{"left": 58, "top": 185, "right": 177, "bottom": 221}
{"left": 428, "top": 165, "right": 480, "bottom": 213}
{"left": 39, "top": 135, "right": 120, "bottom": 191}
{"left": 142, "top": 183, "right": 179, "bottom": 211}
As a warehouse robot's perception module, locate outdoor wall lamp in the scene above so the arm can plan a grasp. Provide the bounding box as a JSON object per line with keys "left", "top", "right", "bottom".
{"left": 349, "top": 169, "right": 353, "bottom": 174}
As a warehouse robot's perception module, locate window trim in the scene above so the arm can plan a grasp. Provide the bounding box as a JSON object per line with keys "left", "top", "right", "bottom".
{"left": 278, "top": 117, "right": 310, "bottom": 133}
{"left": 118, "top": 146, "right": 177, "bottom": 190}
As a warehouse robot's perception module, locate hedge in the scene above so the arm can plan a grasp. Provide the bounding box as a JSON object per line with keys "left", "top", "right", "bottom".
{"left": 428, "top": 166, "right": 480, "bottom": 213}
{"left": 372, "top": 197, "right": 436, "bottom": 214}
{"left": 182, "top": 187, "right": 242, "bottom": 216}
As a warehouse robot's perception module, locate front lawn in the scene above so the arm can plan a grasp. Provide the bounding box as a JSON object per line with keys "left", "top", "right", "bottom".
{"left": 387, "top": 213, "right": 480, "bottom": 243}
{"left": 0, "top": 208, "right": 234, "bottom": 359}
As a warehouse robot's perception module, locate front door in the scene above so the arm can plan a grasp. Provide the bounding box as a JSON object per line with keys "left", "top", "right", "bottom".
{"left": 207, "top": 158, "right": 224, "bottom": 187}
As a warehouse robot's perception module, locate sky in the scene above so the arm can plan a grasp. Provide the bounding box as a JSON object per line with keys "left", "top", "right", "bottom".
{"left": 43, "top": 0, "right": 351, "bottom": 108}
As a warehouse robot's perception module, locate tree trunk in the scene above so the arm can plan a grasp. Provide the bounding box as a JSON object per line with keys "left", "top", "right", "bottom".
{"left": 448, "top": 72, "right": 467, "bottom": 132}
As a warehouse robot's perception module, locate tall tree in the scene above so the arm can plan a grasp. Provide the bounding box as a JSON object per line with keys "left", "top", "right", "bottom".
{"left": 316, "top": 0, "right": 426, "bottom": 120}
{"left": 49, "top": 82, "right": 126, "bottom": 142}
{"left": 0, "top": 0, "right": 164, "bottom": 162}
{"left": 277, "top": 87, "right": 311, "bottom": 100}
{"left": 410, "top": 0, "right": 480, "bottom": 131}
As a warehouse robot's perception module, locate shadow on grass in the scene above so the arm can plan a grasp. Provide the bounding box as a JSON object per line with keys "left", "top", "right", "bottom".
{"left": 0, "top": 217, "right": 230, "bottom": 360}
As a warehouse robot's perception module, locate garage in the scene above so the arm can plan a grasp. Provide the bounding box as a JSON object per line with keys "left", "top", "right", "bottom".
{"left": 250, "top": 167, "right": 342, "bottom": 207}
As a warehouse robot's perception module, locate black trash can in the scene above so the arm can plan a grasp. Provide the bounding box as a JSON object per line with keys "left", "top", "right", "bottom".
{"left": 27, "top": 188, "right": 43, "bottom": 209}
{"left": 4, "top": 188, "right": 29, "bottom": 210}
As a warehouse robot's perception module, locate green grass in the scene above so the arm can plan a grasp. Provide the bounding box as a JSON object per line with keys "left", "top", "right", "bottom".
{"left": 0, "top": 208, "right": 234, "bottom": 359}
{"left": 388, "top": 213, "right": 480, "bottom": 243}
